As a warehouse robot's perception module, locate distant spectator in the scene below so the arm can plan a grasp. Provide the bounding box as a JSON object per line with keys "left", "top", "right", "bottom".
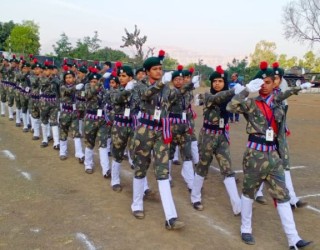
{"left": 228, "top": 73, "right": 242, "bottom": 123}
{"left": 101, "top": 61, "right": 112, "bottom": 89}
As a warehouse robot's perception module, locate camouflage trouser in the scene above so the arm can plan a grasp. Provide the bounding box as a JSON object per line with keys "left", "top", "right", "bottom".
{"left": 7, "top": 86, "right": 15, "bottom": 107}
{"left": 242, "top": 148, "right": 289, "bottom": 202}
{"left": 169, "top": 123, "right": 192, "bottom": 161}
{"left": 196, "top": 130, "right": 234, "bottom": 177}
{"left": 40, "top": 100, "right": 59, "bottom": 126}
{"left": 133, "top": 125, "right": 170, "bottom": 180}
{"left": 28, "top": 98, "right": 40, "bottom": 119}
{"left": 278, "top": 140, "right": 291, "bottom": 171}
{"left": 14, "top": 89, "right": 21, "bottom": 109}
{"left": 0, "top": 83, "right": 6, "bottom": 103}
{"left": 84, "top": 118, "right": 108, "bottom": 149}
{"left": 190, "top": 118, "right": 197, "bottom": 142}
{"left": 20, "top": 93, "right": 29, "bottom": 113}
{"left": 111, "top": 125, "right": 133, "bottom": 163}
{"left": 59, "top": 111, "right": 81, "bottom": 140}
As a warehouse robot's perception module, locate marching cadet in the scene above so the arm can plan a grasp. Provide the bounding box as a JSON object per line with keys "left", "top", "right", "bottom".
{"left": 82, "top": 69, "right": 110, "bottom": 176}
{"left": 7, "top": 55, "right": 19, "bottom": 121}
{"left": 109, "top": 62, "right": 135, "bottom": 192}
{"left": 75, "top": 65, "right": 89, "bottom": 136}
{"left": 18, "top": 62, "right": 32, "bottom": 132}
{"left": 39, "top": 61, "right": 60, "bottom": 149}
{"left": 167, "top": 65, "right": 196, "bottom": 191}
{"left": 183, "top": 67, "right": 200, "bottom": 166}
{"left": 255, "top": 62, "right": 308, "bottom": 208}
{"left": 59, "top": 70, "right": 84, "bottom": 163}
{"left": 190, "top": 66, "right": 242, "bottom": 216}
{"left": 135, "top": 67, "right": 146, "bottom": 81}
{"left": 130, "top": 50, "right": 185, "bottom": 230}
{"left": 226, "top": 61, "right": 313, "bottom": 249}
{"left": 0, "top": 57, "right": 10, "bottom": 117}
{"left": 29, "top": 59, "right": 42, "bottom": 140}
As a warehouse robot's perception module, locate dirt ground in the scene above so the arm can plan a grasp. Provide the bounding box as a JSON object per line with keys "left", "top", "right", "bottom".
{"left": 0, "top": 92, "right": 319, "bottom": 250}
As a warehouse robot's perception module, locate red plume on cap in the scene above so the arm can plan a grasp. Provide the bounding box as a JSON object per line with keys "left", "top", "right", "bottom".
{"left": 177, "top": 65, "right": 183, "bottom": 71}
{"left": 63, "top": 59, "right": 67, "bottom": 65}
{"left": 216, "top": 65, "right": 224, "bottom": 74}
{"left": 62, "top": 65, "right": 69, "bottom": 71}
{"left": 111, "top": 69, "right": 117, "bottom": 77}
{"left": 272, "top": 62, "right": 279, "bottom": 69}
{"left": 44, "top": 60, "right": 50, "bottom": 66}
{"left": 158, "top": 50, "right": 165, "bottom": 59}
{"left": 115, "top": 61, "right": 122, "bottom": 68}
{"left": 90, "top": 67, "right": 98, "bottom": 73}
{"left": 189, "top": 67, "right": 195, "bottom": 74}
{"left": 12, "top": 54, "right": 16, "bottom": 59}
{"left": 33, "top": 58, "right": 38, "bottom": 64}
{"left": 260, "top": 61, "right": 268, "bottom": 70}
{"left": 20, "top": 56, "right": 24, "bottom": 60}
{"left": 29, "top": 54, "right": 33, "bottom": 59}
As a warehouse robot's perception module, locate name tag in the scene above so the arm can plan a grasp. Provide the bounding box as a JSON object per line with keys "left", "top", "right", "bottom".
{"left": 219, "top": 118, "right": 225, "bottom": 128}
{"left": 182, "top": 112, "right": 186, "bottom": 121}
{"left": 81, "top": 91, "right": 85, "bottom": 97}
{"left": 97, "top": 109, "right": 102, "bottom": 117}
{"left": 73, "top": 104, "right": 76, "bottom": 111}
{"left": 124, "top": 108, "right": 130, "bottom": 117}
{"left": 154, "top": 108, "right": 161, "bottom": 121}
{"left": 266, "top": 127, "right": 274, "bottom": 141}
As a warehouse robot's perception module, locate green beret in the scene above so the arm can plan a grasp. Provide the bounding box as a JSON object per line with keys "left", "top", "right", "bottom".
{"left": 78, "top": 66, "right": 88, "bottom": 74}
{"left": 10, "top": 55, "right": 19, "bottom": 63}
{"left": 172, "top": 65, "right": 184, "bottom": 80}
{"left": 22, "top": 62, "right": 31, "bottom": 68}
{"left": 110, "top": 72, "right": 120, "bottom": 85}
{"left": 31, "top": 62, "right": 42, "bottom": 69}
{"left": 135, "top": 67, "right": 145, "bottom": 75}
{"left": 182, "top": 67, "right": 195, "bottom": 77}
{"left": 209, "top": 65, "right": 228, "bottom": 82}
{"left": 143, "top": 50, "right": 165, "bottom": 71}
{"left": 88, "top": 73, "right": 101, "bottom": 81}
{"left": 117, "top": 65, "right": 133, "bottom": 77}
{"left": 253, "top": 61, "right": 274, "bottom": 80}
{"left": 272, "top": 62, "right": 284, "bottom": 78}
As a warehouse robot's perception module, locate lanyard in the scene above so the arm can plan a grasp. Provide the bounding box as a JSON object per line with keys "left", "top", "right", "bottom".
{"left": 261, "top": 100, "right": 274, "bottom": 127}
{"left": 157, "top": 89, "right": 163, "bottom": 108}
{"left": 182, "top": 95, "right": 186, "bottom": 111}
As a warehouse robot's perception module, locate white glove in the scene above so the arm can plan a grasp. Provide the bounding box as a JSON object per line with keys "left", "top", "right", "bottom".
{"left": 76, "top": 83, "right": 84, "bottom": 90}
{"left": 103, "top": 72, "right": 111, "bottom": 78}
{"left": 300, "top": 82, "right": 314, "bottom": 89}
{"left": 194, "top": 94, "right": 201, "bottom": 106}
{"left": 192, "top": 75, "right": 200, "bottom": 88}
{"left": 162, "top": 71, "right": 173, "bottom": 84}
{"left": 233, "top": 84, "right": 246, "bottom": 94}
{"left": 295, "top": 79, "right": 301, "bottom": 87}
{"left": 246, "top": 78, "right": 264, "bottom": 93}
{"left": 125, "top": 80, "right": 135, "bottom": 90}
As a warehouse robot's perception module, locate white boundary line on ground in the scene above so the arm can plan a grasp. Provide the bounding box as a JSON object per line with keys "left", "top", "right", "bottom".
{"left": 298, "top": 194, "right": 320, "bottom": 199}
{"left": 306, "top": 205, "right": 320, "bottom": 214}
{"left": 1, "top": 150, "right": 16, "bottom": 160}
{"left": 210, "top": 165, "right": 307, "bottom": 173}
{"left": 20, "top": 171, "right": 32, "bottom": 181}
{"left": 194, "top": 213, "right": 232, "bottom": 236}
{"left": 76, "top": 233, "right": 97, "bottom": 250}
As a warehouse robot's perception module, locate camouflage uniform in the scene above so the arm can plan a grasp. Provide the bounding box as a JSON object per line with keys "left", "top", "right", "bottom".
{"left": 167, "top": 82, "right": 194, "bottom": 190}
{"left": 6, "top": 65, "right": 19, "bottom": 119}
{"left": 83, "top": 81, "right": 110, "bottom": 176}
{"left": 75, "top": 75, "right": 88, "bottom": 135}
{"left": 109, "top": 85, "right": 133, "bottom": 189}
{"left": 39, "top": 75, "right": 60, "bottom": 148}
{"left": 16, "top": 70, "right": 31, "bottom": 131}
{"left": 0, "top": 63, "right": 10, "bottom": 116}
{"left": 59, "top": 81, "right": 84, "bottom": 161}
{"left": 191, "top": 89, "right": 241, "bottom": 215}
{"left": 28, "top": 74, "right": 41, "bottom": 139}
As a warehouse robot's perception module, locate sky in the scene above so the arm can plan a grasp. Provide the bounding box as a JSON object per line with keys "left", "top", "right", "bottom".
{"left": 1, "top": 0, "right": 317, "bottom": 67}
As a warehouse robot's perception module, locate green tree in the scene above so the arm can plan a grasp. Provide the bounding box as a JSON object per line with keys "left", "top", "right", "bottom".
{"left": 5, "top": 20, "right": 40, "bottom": 54}
{"left": 278, "top": 54, "right": 298, "bottom": 69}
{"left": 162, "top": 54, "right": 179, "bottom": 70}
{"left": 93, "top": 47, "right": 129, "bottom": 62}
{"left": 250, "top": 40, "right": 277, "bottom": 66}
{"left": 53, "top": 32, "right": 73, "bottom": 59}
{"left": 227, "top": 57, "right": 248, "bottom": 79}
{"left": 0, "top": 20, "right": 16, "bottom": 51}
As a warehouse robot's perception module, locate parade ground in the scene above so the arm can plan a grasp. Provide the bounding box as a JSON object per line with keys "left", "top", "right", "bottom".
{"left": 0, "top": 91, "right": 319, "bottom": 250}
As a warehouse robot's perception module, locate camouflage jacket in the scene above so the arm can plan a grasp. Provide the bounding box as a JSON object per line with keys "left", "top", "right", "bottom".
{"left": 110, "top": 86, "right": 131, "bottom": 115}
{"left": 39, "top": 76, "right": 60, "bottom": 97}
{"left": 168, "top": 82, "right": 194, "bottom": 116}
{"left": 75, "top": 76, "right": 88, "bottom": 110}
{"left": 85, "top": 81, "right": 106, "bottom": 111}
{"left": 29, "top": 75, "right": 41, "bottom": 95}
{"left": 130, "top": 80, "right": 147, "bottom": 116}
{"left": 226, "top": 88, "right": 301, "bottom": 140}
{"left": 0, "top": 65, "right": 10, "bottom": 81}
{"left": 18, "top": 72, "right": 31, "bottom": 89}
{"left": 60, "top": 83, "right": 76, "bottom": 105}
{"left": 8, "top": 66, "right": 19, "bottom": 85}
{"left": 136, "top": 77, "right": 191, "bottom": 118}
{"left": 202, "top": 89, "right": 235, "bottom": 125}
